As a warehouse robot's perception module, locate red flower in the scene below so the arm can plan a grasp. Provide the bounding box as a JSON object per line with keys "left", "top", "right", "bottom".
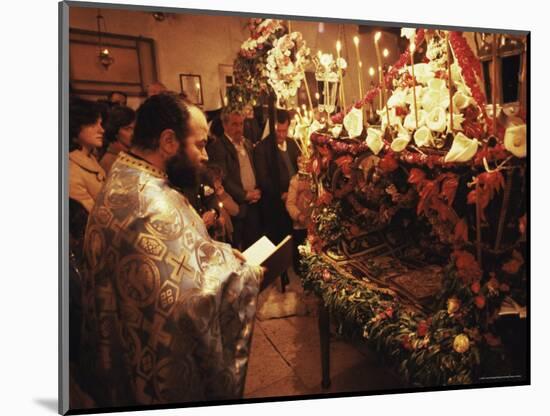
{"left": 401, "top": 334, "right": 413, "bottom": 351}
{"left": 454, "top": 219, "right": 469, "bottom": 243}
{"left": 395, "top": 106, "right": 408, "bottom": 117}
{"left": 408, "top": 168, "right": 426, "bottom": 185}
{"left": 474, "top": 295, "right": 486, "bottom": 309}
{"left": 499, "top": 283, "right": 510, "bottom": 292}
{"left": 502, "top": 259, "right": 521, "bottom": 274}
{"left": 470, "top": 281, "right": 481, "bottom": 294}
{"left": 519, "top": 214, "right": 527, "bottom": 235}
{"left": 379, "top": 153, "right": 399, "bottom": 173}
{"left": 417, "top": 320, "right": 429, "bottom": 337}
{"left": 385, "top": 307, "right": 394, "bottom": 319}
{"left": 453, "top": 250, "right": 482, "bottom": 284}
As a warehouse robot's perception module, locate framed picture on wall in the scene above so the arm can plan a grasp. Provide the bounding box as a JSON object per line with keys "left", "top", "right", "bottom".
{"left": 179, "top": 73, "right": 204, "bottom": 105}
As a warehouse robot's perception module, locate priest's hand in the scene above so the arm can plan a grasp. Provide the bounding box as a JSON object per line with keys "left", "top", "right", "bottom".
{"left": 202, "top": 209, "right": 217, "bottom": 228}
{"left": 232, "top": 248, "right": 246, "bottom": 263}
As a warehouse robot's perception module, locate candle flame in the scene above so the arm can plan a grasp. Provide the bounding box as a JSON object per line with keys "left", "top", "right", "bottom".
{"left": 359, "top": 61, "right": 363, "bottom": 67}
{"left": 336, "top": 40, "right": 341, "bottom": 52}
{"left": 369, "top": 67, "right": 375, "bottom": 76}
{"left": 353, "top": 36, "right": 359, "bottom": 46}
{"left": 219, "top": 202, "right": 224, "bottom": 208}
{"left": 374, "top": 32, "right": 381, "bottom": 42}
{"left": 315, "top": 92, "right": 320, "bottom": 100}
{"left": 383, "top": 48, "right": 389, "bottom": 58}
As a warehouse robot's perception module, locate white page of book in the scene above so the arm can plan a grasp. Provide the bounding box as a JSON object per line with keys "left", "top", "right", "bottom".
{"left": 242, "top": 236, "right": 276, "bottom": 266}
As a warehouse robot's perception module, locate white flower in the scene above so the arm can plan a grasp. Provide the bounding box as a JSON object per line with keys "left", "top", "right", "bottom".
{"left": 453, "top": 90, "right": 473, "bottom": 111}
{"left": 428, "top": 78, "right": 447, "bottom": 91}
{"left": 336, "top": 57, "right": 347, "bottom": 70}
{"left": 444, "top": 132, "right": 480, "bottom": 163}
{"left": 343, "top": 107, "right": 363, "bottom": 138}
{"left": 455, "top": 81, "right": 472, "bottom": 97}
{"left": 320, "top": 53, "right": 334, "bottom": 67}
{"left": 387, "top": 88, "right": 408, "bottom": 108}
{"left": 447, "top": 112, "right": 465, "bottom": 131}
{"left": 401, "top": 28, "right": 416, "bottom": 40}
{"left": 426, "top": 107, "right": 448, "bottom": 133}
{"left": 308, "top": 120, "right": 325, "bottom": 139}
{"left": 404, "top": 108, "right": 427, "bottom": 130}
{"left": 421, "top": 88, "right": 450, "bottom": 112}
{"left": 504, "top": 124, "right": 527, "bottom": 158}
{"left": 378, "top": 107, "right": 401, "bottom": 130}
{"left": 450, "top": 63, "right": 463, "bottom": 84}
{"left": 391, "top": 122, "right": 411, "bottom": 152}
{"left": 414, "top": 126, "right": 434, "bottom": 147}
{"left": 391, "top": 136, "right": 410, "bottom": 152}
{"left": 331, "top": 124, "right": 343, "bottom": 138}
{"left": 405, "top": 85, "right": 425, "bottom": 107}
{"left": 203, "top": 185, "right": 214, "bottom": 196}
{"left": 407, "top": 63, "right": 434, "bottom": 85}
{"left": 366, "top": 128, "right": 384, "bottom": 155}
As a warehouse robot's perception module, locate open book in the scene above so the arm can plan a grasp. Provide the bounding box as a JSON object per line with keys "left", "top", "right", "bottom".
{"left": 243, "top": 235, "right": 293, "bottom": 291}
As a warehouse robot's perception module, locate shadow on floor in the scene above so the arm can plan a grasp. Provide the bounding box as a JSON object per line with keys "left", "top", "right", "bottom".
{"left": 33, "top": 398, "right": 58, "bottom": 413}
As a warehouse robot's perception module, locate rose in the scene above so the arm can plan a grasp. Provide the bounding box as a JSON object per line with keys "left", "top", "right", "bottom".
{"left": 391, "top": 122, "right": 411, "bottom": 152}
{"left": 366, "top": 128, "right": 384, "bottom": 155}
{"left": 377, "top": 107, "right": 400, "bottom": 130}
{"left": 426, "top": 106, "right": 447, "bottom": 133}
{"left": 453, "top": 334, "right": 470, "bottom": 353}
{"left": 470, "top": 281, "right": 481, "bottom": 294}
{"left": 379, "top": 153, "right": 399, "bottom": 172}
{"left": 413, "top": 126, "right": 434, "bottom": 147}
{"left": 474, "top": 295, "right": 486, "bottom": 309}
{"left": 444, "top": 132, "right": 480, "bottom": 163}
{"left": 343, "top": 107, "right": 363, "bottom": 138}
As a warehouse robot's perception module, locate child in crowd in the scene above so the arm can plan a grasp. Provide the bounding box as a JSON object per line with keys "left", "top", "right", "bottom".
{"left": 285, "top": 155, "right": 313, "bottom": 274}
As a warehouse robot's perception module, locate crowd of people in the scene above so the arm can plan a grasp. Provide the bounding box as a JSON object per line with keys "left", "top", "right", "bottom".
{"left": 67, "top": 86, "right": 314, "bottom": 409}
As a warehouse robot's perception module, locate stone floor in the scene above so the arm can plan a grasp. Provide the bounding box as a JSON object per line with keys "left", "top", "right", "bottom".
{"left": 243, "top": 268, "right": 404, "bottom": 399}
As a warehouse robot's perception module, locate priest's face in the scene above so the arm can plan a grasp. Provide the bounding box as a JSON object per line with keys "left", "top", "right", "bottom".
{"left": 166, "top": 107, "right": 209, "bottom": 189}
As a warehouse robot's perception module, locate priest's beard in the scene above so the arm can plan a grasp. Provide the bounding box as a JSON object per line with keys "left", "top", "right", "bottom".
{"left": 166, "top": 147, "right": 202, "bottom": 191}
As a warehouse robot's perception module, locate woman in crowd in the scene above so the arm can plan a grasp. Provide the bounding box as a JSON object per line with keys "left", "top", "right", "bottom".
{"left": 100, "top": 105, "right": 136, "bottom": 174}
{"left": 68, "top": 97, "right": 106, "bottom": 213}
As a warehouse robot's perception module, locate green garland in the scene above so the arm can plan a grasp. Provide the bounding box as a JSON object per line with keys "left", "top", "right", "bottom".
{"left": 300, "top": 251, "right": 513, "bottom": 386}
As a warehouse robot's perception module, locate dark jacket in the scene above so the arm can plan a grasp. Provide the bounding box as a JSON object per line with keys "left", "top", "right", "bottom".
{"left": 206, "top": 134, "right": 257, "bottom": 213}
{"left": 254, "top": 136, "right": 300, "bottom": 243}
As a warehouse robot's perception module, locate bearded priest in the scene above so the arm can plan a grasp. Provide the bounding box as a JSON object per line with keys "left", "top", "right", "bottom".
{"left": 78, "top": 93, "right": 263, "bottom": 408}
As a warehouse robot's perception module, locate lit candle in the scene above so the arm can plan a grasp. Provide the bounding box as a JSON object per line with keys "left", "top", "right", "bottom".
{"left": 492, "top": 33, "right": 498, "bottom": 136}
{"left": 374, "top": 32, "right": 383, "bottom": 110}
{"left": 446, "top": 31, "right": 454, "bottom": 133}
{"left": 409, "top": 34, "right": 419, "bottom": 130}
{"left": 383, "top": 48, "right": 389, "bottom": 58}
{"left": 353, "top": 36, "right": 364, "bottom": 101}
{"left": 336, "top": 40, "right": 347, "bottom": 110}
{"left": 374, "top": 32, "right": 391, "bottom": 128}
{"left": 219, "top": 202, "right": 224, "bottom": 210}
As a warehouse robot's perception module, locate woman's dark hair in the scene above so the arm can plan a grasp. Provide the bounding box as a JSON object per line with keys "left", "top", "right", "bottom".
{"left": 132, "top": 92, "right": 190, "bottom": 151}
{"left": 69, "top": 97, "right": 103, "bottom": 151}
{"left": 103, "top": 105, "right": 136, "bottom": 144}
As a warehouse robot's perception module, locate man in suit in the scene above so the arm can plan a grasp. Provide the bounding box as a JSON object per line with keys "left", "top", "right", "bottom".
{"left": 207, "top": 108, "right": 262, "bottom": 250}
{"left": 254, "top": 109, "right": 300, "bottom": 247}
